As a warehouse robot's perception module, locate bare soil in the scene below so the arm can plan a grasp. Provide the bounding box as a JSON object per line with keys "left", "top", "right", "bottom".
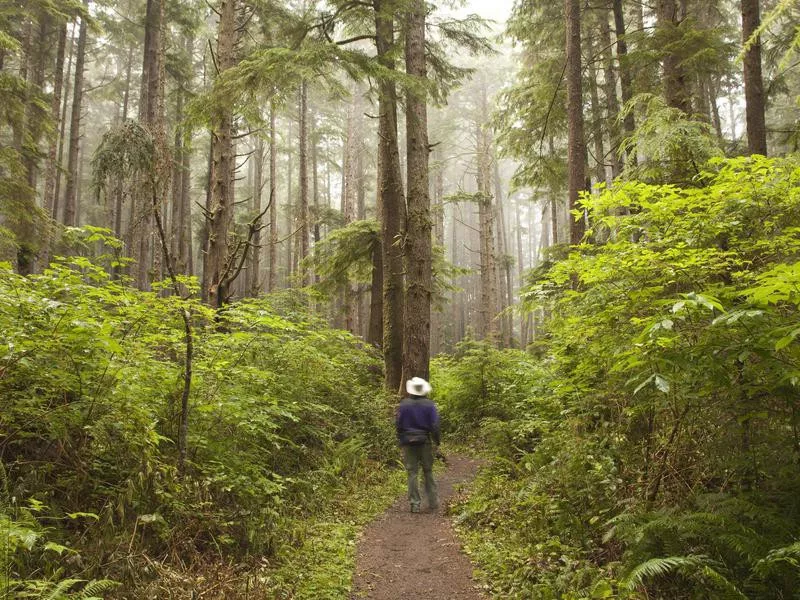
{"left": 351, "top": 454, "right": 486, "bottom": 599}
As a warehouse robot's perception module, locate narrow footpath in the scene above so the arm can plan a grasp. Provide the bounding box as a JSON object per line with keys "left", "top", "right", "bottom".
{"left": 351, "top": 454, "right": 486, "bottom": 599}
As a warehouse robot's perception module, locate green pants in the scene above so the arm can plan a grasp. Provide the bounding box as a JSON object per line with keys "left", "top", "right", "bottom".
{"left": 403, "top": 443, "right": 438, "bottom": 509}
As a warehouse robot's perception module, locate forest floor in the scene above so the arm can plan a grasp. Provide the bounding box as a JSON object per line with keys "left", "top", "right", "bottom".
{"left": 350, "top": 454, "right": 487, "bottom": 599}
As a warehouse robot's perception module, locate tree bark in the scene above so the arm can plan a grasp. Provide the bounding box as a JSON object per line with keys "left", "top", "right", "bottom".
{"left": 374, "top": 0, "right": 406, "bottom": 392}
{"left": 742, "top": 0, "right": 767, "bottom": 155}
{"left": 268, "top": 103, "right": 278, "bottom": 292}
{"left": 298, "top": 80, "right": 309, "bottom": 285}
{"left": 206, "top": 0, "right": 238, "bottom": 308}
{"left": 612, "top": 0, "right": 636, "bottom": 166}
{"left": 62, "top": 1, "right": 88, "bottom": 228}
{"left": 599, "top": 7, "right": 621, "bottom": 178}
{"left": 402, "top": 0, "right": 432, "bottom": 381}
{"left": 657, "top": 0, "right": 692, "bottom": 113}
{"left": 477, "top": 93, "right": 498, "bottom": 343}
{"left": 566, "top": 0, "right": 587, "bottom": 244}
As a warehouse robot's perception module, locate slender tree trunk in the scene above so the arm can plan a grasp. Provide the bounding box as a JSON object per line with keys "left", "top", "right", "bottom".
{"left": 43, "top": 23, "right": 66, "bottom": 220}
{"left": 249, "top": 136, "right": 264, "bottom": 295}
{"left": 402, "top": 0, "right": 432, "bottom": 380}
{"left": 206, "top": 0, "right": 238, "bottom": 308}
{"left": 112, "top": 41, "right": 134, "bottom": 245}
{"left": 298, "top": 80, "right": 309, "bottom": 285}
{"left": 657, "top": 0, "right": 692, "bottom": 113}
{"left": 53, "top": 23, "right": 76, "bottom": 225}
{"left": 374, "top": 0, "right": 406, "bottom": 392}
{"left": 566, "top": 0, "right": 587, "bottom": 244}
{"left": 742, "top": 0, "right": 767, "bottom": 155}
{"left": 515, "top": 195, "right": 528, "bottom": 347}
{"left": 477, "top": 92, "right": 498, "bottom": 343}
{"left": 285, "top": 120, "right": 293, "bottom": 284}
{"left": 493, "top": 155, "right": 512, "bottom": 348}
{"left": 268, "top": 103, "right": 278, "bottom": 292}
{"left": 63, "top": 2, "right": 88, "bottom": 228}
{"left": 587, "top": 40, "right": 606, "bottom": 188}
{"left": 599, "top": 8, "right": 621, "bottom": 178}
{"left": 612, "top": 0, "right": 636, "bottom": 166}
{"left": 170, "top": 84, "right": 185, "bottom": 268}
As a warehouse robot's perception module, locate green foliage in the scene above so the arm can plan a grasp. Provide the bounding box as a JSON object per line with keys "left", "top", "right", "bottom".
{"left": 0, "top": 251, "right": 397, "bottom": 596}
{"left": 619, "top": 94, "right": 724, "bottom": 184}
{"left": 448, "top": 155, "right": 800, "bottom": 598}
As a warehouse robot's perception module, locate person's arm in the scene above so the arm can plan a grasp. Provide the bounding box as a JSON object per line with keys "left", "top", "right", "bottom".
{"left": 430, "top": 404, "right": 441, "bottom": 446}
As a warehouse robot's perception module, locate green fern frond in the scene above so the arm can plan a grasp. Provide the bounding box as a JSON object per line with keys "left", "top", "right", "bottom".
{"left": 752, "top": 542, "right": 800, "bottom": 577}
{"left": 78, "top": 578, "right": 118, "bottom": 599}
{"left": 44, "top": 578, "right": 82, "bottom": 600}
{"left": 696, "top": 565, "right": 748, "bottom": 599}
{"left": 623, "top": 554, "right": 710, "bottom": 590}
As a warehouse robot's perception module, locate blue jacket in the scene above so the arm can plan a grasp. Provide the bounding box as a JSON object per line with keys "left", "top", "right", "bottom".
{"left": 396, "top": 396, "right": 440, "bottom": 446}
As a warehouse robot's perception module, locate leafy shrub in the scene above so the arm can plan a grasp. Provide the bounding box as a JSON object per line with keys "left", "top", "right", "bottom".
{"left": 0, "top": 253, "right": 396, "bottom": 596}
{"left": 449, "top": 156, "right": 800, "bottom": 598}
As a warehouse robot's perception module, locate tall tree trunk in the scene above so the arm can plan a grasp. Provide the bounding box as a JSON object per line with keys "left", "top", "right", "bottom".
{"left": 374, "top": 0, "right": 406, "bottom": 392}
{"left": 494, "top": 155, "right": 512, "bottom": 348}
{"left": 298, "top": 80, "right": 309, "bottom": 285}
{"left": 268, "top": 103, "right": 278, "bottom": 292}
{"left": 477, "top": 93, "right": 498, "bottom": 343}
{"left": 206, "top": 0, "right": 238, "bottom": 308}
{"left": 63, "top": 2, "right": 88, "bottom": 228}
{"left": 249, "top": 135, "right": 264, "bottom": 295}
{"left": 599, "top": 8, "right": 621, "bottom": 178}
{"left": 113, "top": 41, "right": 134, "bottom": 244}
{"left": 53, "top": 24, "right": 76, "bottom": 225}
{"left": 130, "top": 0, "right": 166, "bottom": 289}
{"left": 742, "top": 0, "right": 767, "bottom": 155}
{"left": 612, "top": 0, "right": 636, "bottom": 166}
{"left": 587, "top": 38, "right": 606, "bottom": 188}
{"left": 41, "top": 22, "right": 67, "bottom": 269}
{"left": 402, "top": 0, "right": 431, "bottom": 380}
{"left": 285, "top": 120, "right": 293, "bottom": 284}
{"left": 566, "top": 0, "right": 587, "bottom": 244}
{"left": 657, "top": 0, "right": 692, "bottom": 113}
{"left": 170, "top": 83, "right": 185, "bottom": 269}
{"left": 515, "top": 195, "right": 528, "bottom": 348}
{"left": 342, "top": 92, "right": 357, "bottom": 331}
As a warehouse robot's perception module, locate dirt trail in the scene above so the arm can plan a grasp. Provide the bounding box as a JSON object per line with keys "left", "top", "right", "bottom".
{"left": 351, "top": 454, "right": 486, "bottom": 599}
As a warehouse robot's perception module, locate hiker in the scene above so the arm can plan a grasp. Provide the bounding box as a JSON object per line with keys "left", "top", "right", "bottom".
{"left": 396, "top": 377, "right": 440, "bottom": 513}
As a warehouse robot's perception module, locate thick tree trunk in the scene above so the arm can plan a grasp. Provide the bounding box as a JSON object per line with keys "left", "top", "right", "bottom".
{"left": 742, "top": 0, "right": 767, "bottom": 155}
{"left": 374, "top": 0, "right": 406, "bottom": 392}
{"left": 63, "top": 2, "right": 88, "bottom": 228}
{"left": 566, "top": 0, "right": 587, "bottom": 244}
{"left": 402, "top": 0, "right": 432, "bottom": 381}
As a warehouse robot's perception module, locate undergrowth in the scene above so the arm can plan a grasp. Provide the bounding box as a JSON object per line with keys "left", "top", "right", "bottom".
{"left": 438, "top": 156, "right": 800, "bottom": 599}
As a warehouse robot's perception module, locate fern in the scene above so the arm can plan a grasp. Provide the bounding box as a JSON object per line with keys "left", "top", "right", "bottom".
{"left": 623, "top": 554, "right": 710, "bottom": 590}
{"left": 44, "top": 578, "right": 81, "bottom": 600}
{"left": 77, "top": 578, "right": 118, "bottom": 599}
{"left": 752, "top": 541, "right": 800, "bottom": 577}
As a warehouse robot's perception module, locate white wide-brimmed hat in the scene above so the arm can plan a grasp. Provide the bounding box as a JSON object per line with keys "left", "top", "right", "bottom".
{"left": 406, "top": 377, "right": 432, "bottom": 396}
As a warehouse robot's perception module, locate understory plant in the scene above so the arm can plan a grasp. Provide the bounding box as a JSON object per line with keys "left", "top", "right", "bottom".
{"left": 0, "top": 251, "right": 396, "bottom": 597}
{"left": 446, "top": 155, "right": 800, "bottom": 599}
